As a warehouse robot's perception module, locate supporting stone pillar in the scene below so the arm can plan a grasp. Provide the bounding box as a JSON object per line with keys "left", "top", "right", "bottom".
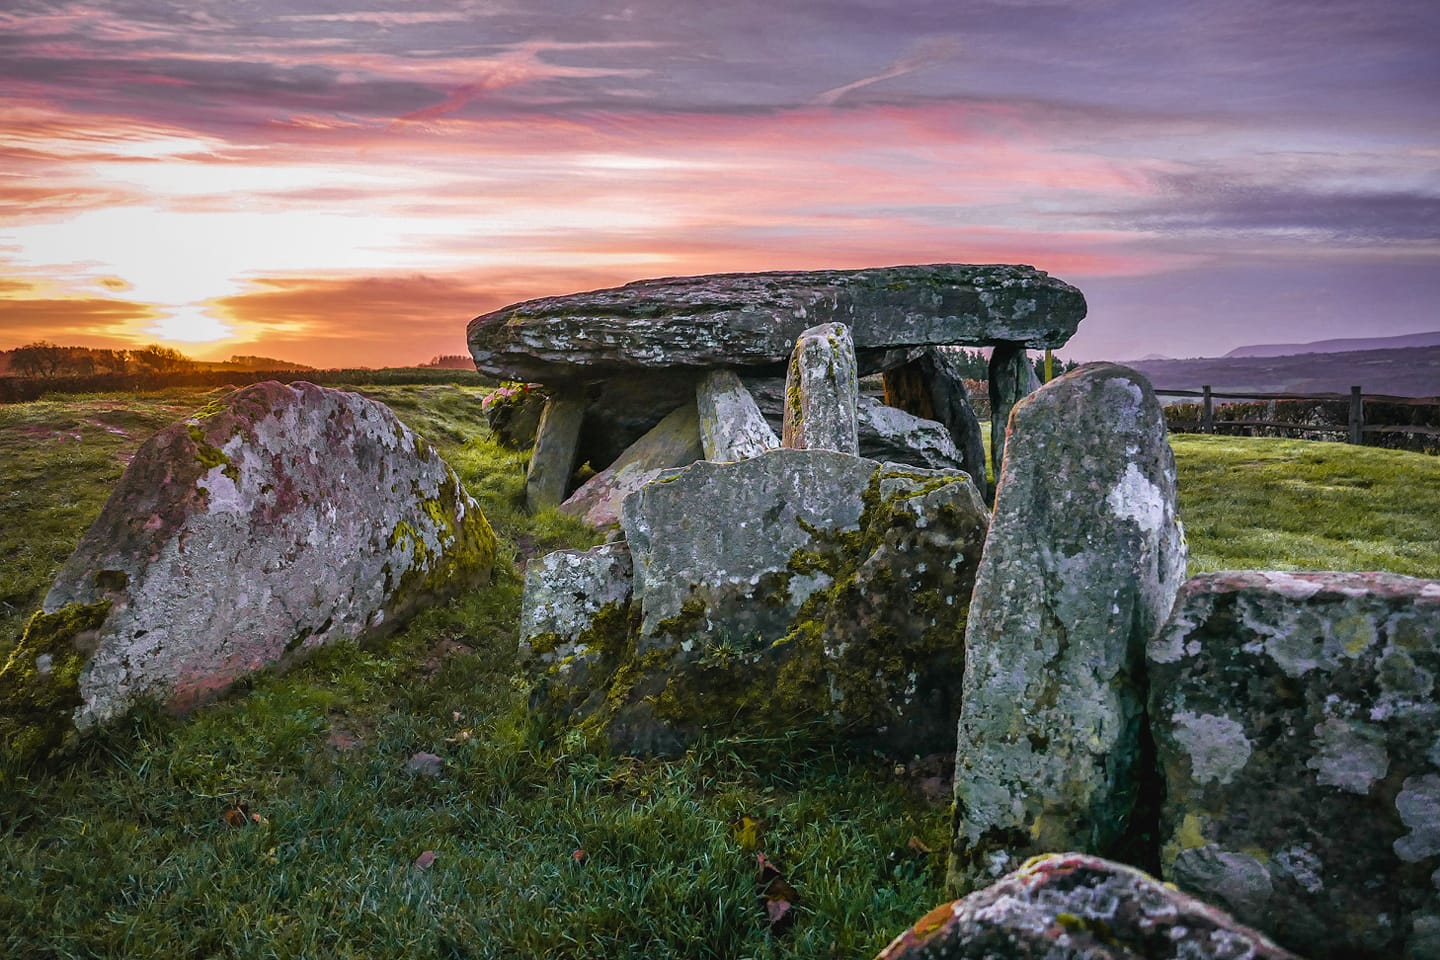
{"left": 696, "top": 368, "right": 778, "bottom": 461}
{"left": 883, "top": 348, "right": 989, "bottom": 501}
{"left": 525, "top": 394, "right": 586, "bottom": 511}
{"left": 987, "top": 342, "right": 1038, "bottom": 484}
{"left": 782, "top": 322, "right": 859, "bottom": 455}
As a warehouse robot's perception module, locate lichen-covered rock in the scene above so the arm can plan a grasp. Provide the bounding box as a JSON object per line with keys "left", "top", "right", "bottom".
{"left": 877, "top": 853, "right": 1298, "bottom": 960}
{"left": 696, "top": 368, "right": 777, "bottom": 461}
{"left": 560, "top": 402, "right": 703, "bottom": 529}
{"left": 857, "top": 397, "right": 964, "bottom": 472}
{"left": 782, "top": 322, "right": 860, "bottom": 455}
{"left": 0, "top": 381, "right": 495, "bottom": 767}
{"left": 542, "top": 449, "right": 988, "bottom": 757}
{"left": 1148, "top": 570, "right": 1440, "bottom": 960}
{"left": 518, "top": 542, "right": 634, "bottom": 724}
{"left": 948, "top": 363, "right": 1187, "bottom": 894}
{"left": 525, "top": 394, "right": 587, "bottom": 510}
{"left": 468, "top": 264, "right": 1086, "bottom": 383}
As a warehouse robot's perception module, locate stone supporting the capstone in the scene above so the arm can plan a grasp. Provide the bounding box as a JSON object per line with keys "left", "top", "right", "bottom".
{"left": 883, "top": 348, "right": 989, "bottom": 501}
{"left": 948, "top": 363, "right": 1187, "bottom": 896}
{"left": 559, "top": 402, "right": 703, "bottom": 529}
{"left": 986, "top": 341, "right": 1039, "bottom": 485}
{"left": 781, "top": 322, "right": 860, "bottom": 455}
{"left": 696, "top": 368, "right": 778, "bottom": 461}
{"left": 525, "top": 394, "right": 586, "bottom": 510}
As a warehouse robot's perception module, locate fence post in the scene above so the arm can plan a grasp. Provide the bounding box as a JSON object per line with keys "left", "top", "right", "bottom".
{"left": 1349, "top": 386, "right": 1364, "bottom": 445}
{"left": 1202, "top": 385, "right": 1214, "bottom": 434}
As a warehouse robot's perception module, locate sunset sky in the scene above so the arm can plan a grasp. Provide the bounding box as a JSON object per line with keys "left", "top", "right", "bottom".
{"left": 2, "top": 0, "right": 1437, "bottom": 368}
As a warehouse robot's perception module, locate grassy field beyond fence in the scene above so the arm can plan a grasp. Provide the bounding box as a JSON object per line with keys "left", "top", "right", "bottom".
{"left": 0, "top": 386, "right": 1436, "bottom": 959}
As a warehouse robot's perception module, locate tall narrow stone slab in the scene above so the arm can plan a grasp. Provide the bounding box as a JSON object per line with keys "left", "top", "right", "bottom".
{"left": 696, "top": 368, "right": 778, "bottom": 461}
{"left": 948, "top": 363, "right": 1187, "bottom": 895}
{"left": 782, "top": 322, "right": 859, "bottom": 455}
{"left": 987, "top": 341, "right": 1040, "bottom": 483}
{"left": 525, "top": 394, "right": 586, "bottom": 510}
{"left": 1148, "top": 571, "right": 1440, "bottom": 960}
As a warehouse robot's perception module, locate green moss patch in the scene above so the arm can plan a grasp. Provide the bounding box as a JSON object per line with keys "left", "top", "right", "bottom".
{"left": 0, "top": 600, "right": 112, "bottom": 775}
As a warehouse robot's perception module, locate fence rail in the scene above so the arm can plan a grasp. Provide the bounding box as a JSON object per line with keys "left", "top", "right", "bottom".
{"left": 1158, "top": 385, "right": 1440, "bottom": 447}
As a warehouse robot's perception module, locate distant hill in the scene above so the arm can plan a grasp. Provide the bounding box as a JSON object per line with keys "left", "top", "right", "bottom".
{"left": 1224, "top": 330, "right": 1440, "bottom": 358}
{"left": 1128, "top": 345, "right": 1440, "bottom": 398}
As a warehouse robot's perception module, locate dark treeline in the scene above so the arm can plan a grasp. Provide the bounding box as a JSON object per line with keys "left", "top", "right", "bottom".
{"left": 0, "top": 365, "right": 489, "bottom": 403}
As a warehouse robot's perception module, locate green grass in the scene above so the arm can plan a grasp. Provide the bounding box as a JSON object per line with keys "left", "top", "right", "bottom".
{"left": 1, "top": 385, "right": 944, "bottom": 960}
{"left": 1, "top": 389, "right": 1436, "bottom": 959}
{"left": 1172, "top": 435, "right": 1439, "bottom": 577}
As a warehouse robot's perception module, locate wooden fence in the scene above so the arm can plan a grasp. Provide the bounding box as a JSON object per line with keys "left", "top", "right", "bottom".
{"left": 1157, "top": 386, "right": 1440, "bottom": 445}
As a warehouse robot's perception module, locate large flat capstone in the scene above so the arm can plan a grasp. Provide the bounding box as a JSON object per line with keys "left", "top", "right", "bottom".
{"left": 1148, "top": 570, "right": 1440, "bottom": 960}
{"left": 0, "top": 381, "right": 496, "bottom": 766}
{"left": 467, "top": 264, "right": 1085, "bottom": 382}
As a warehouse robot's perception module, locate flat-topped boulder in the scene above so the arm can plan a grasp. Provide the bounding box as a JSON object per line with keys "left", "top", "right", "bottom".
{"left": 467, "top": 264, "right": 1085, "bottom": 383}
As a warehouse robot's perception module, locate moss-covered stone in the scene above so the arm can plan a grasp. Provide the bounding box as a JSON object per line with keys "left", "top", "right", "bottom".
{"left": 0, "top": 600, "right": 112, "bottom": 773}
{"left": 540, "top": 451, "right": 990, "bottom": 758}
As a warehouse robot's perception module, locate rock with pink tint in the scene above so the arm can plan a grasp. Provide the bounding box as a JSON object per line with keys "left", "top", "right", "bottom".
{"left": 876, "top": 853, "right": 1297, "bottom": 960}
{"left": 0, "top": 381, "right": 495, "bottom": 768}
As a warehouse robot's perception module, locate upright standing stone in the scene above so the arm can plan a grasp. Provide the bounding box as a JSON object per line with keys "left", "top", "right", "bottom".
{"left": 1148, "top": 571, "right": 1440, "bottom": 960}
{"left": 525, "top": 394, "right": 586, "bottom": 510}
{"left": 948, "top": 363, "right": 1187, "bottom": 895}
{"left": 695, "top": 368, "right": 778, "bottom": 461}
{"left": 883, "top": 348, "right": 989, "bottom": 501}
{"left": 987, "top": 341, "right": 1040, "bottom": 484}
{"left": 782, "top": 322, "right": 860, "bottom": 455}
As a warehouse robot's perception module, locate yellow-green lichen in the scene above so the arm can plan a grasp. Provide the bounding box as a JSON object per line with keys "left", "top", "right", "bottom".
{"left": 186, "top": 424, "right": 239, "bottom": 482}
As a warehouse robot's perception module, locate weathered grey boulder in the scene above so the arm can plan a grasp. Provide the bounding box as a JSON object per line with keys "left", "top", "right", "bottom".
{"left": 518, "top": 542, "right": 633, "bottom": 723}
{"left": 559, "top": 402, "right": 703, "bottom": 528}
{"left": 857, "top": 397, "right": 965, "bottom": 472}
{"left": 468, "top": 264, "right": 1086, "bottom": 383}
{"left": 696, "top": 368, "right": 777, "bottom": 461}
{"left": 782, "top": 322, "right": 860, "bottom": 455}
{"left": 1148, "top": 571, "right": 1440, "bottom": 960}
{"left": 948, "top": 363, "right": 1187, "bottom": 894}
{"left": 524, "top": 449, "right": 988, "bottom": 757}
{"left": 882, "top": 348, "right": 988, "bottom": 500}
{"left": 0, "top": 381, "right": 496, "bottom": 767}
{"left": 525, "top": 394, "right": 586, "bottom": 510}
{"left": 876, "top": 853, "right": 1298, "bottom": 960}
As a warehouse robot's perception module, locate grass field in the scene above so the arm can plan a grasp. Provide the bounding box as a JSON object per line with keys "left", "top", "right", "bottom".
{"left": 1, "top": 386, "right": 1436, "bottom": 959}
